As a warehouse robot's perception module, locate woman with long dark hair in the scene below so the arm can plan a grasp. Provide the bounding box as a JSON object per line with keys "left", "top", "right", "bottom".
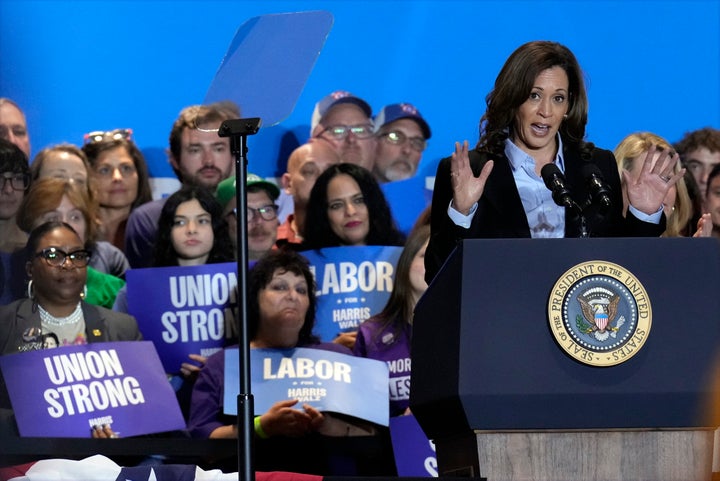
{"left": 425, "top": 40, "right": 682, "bottom": 281}
{"left": 353, "top": 224, "right": 430, "bottom": 416}
{"left": 302, "top": 163, "right": 405, "bottom": 249}
{"left": 152, "top": 185, "right": 233, "bottom": 267}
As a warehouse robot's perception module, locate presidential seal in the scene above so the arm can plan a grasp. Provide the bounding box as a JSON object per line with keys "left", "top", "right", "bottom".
{"left": 547, "top": 260, "right": 651, "bottom": 367}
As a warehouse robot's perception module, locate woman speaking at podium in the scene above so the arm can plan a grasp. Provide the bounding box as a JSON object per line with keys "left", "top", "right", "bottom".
{"left": 425, "top": 40, "right": 683, "bottom": 282}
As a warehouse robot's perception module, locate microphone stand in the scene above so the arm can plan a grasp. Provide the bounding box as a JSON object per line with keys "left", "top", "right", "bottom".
{"left": 218, "top": 118, "right": 262, "bottom": 481}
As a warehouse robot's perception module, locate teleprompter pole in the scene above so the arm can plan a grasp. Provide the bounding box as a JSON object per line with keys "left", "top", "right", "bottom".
{"left": 218, "top": 117, "right": 262, "bottom": 481}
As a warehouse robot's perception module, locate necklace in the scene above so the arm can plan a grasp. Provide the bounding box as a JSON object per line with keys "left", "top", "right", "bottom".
{"left": 38, "top": 302, "right": 84, "bottom": 327}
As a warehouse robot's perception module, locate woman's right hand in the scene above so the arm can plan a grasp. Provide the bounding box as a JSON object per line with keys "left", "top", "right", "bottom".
{"left": 450, "top": 141, "right": 494, "bottom": 214}
{"left": 259, "top": 399, "right": 314, "bottom": 438}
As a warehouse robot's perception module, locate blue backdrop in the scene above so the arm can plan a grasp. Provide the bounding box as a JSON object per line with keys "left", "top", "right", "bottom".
{"left": 1, "top": 0, "right": 718, "bottom": 194}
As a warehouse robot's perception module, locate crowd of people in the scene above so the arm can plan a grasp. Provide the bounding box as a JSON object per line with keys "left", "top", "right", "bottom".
{"left": 0, "top": 39, "right": 719, "bottom": 475}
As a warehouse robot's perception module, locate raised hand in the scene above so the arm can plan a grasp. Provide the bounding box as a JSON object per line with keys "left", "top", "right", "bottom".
{"left": 693, "top": 213, "right": 713, "bottom": 237}
{"left": 623, "top": 144, "right": 685, "bottom": 215}
{"left": 450, "top": 141, "right": 494, "bottom": 214}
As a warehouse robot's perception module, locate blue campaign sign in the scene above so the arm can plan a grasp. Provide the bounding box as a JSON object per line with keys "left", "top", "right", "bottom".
{"left": 301, "top": 246, "right": 403, "bottom": 342}
{"left": 0, "top": 341, "right": 185, "bottom": 438}
{"left": 390, "top": 414, "right": 438, "bottom": 477}
{"left": 381, "top": 175, "right": 433, "bottom": 235}
{"left": 224, "top": 347, "right": 389, "bottom": 426}
{"left": 126, "top": 263, "right": 238, "bottom": 373}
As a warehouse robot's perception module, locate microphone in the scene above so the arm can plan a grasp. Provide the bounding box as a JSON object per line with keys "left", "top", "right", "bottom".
{"left": 582, "top": 163, "right": 612, "bottom": 214}
{"left": 541, "top": 164, "right": 574, "bottom": 209}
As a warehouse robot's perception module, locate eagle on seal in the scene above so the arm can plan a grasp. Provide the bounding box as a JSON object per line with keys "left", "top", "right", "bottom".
{"left": 578, "top": 294, "right": 620, "bottom": 341}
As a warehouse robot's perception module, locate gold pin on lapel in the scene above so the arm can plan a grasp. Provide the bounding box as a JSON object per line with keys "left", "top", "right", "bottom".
{"left": 92, "top": 329, "right": 102, "bottom": 337}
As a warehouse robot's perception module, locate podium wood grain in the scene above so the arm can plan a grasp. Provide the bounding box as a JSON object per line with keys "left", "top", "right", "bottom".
{"left": 473, "top": 430, "right": 713, "bottom": 481}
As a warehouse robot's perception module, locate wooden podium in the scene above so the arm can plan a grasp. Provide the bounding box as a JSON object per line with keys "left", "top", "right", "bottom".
{"left": 411, "top": 238, "right": 720, "bottom": 481}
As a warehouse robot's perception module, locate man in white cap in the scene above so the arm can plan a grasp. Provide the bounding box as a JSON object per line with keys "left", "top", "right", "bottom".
{"left": 372, "top": 102, "right": 431, "bottom": 183}
{"left": 310, "top": 90, "right": 376, "bottom": 171}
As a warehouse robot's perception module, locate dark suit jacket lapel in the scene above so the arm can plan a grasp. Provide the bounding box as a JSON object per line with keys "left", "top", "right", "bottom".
{"left": 81, "top": 302, "right": 108, "bottom": 343}
{"left": 16, "top": 299, "right": 41, "bottom": 330}
{"left": 476, "top": 154, "right": 531, "bottom": 237}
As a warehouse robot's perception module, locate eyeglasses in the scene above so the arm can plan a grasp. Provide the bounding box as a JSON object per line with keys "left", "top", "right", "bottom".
{"left": 83, "top": 128, "right": 133, "bottom": 144}
{"left": 318, "top": 124, "right": 375, "bottom": 141}
{"left": 380, "top": 130, "right": 427, "bottom": 152}
{"left": 35, "top": 247, "right": 91, "bottom": 268}
{"left": 0, "top": 172, "right": 30, "bottom": 191}
{"left": 234, "top": 204, "right": 279, "bottom": 222}
{"left": 94, "top": 163, "right": 137, "bottom": 178}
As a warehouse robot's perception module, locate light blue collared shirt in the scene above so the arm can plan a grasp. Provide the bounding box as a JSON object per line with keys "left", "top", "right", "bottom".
{"left": 448, "top": 137, "right": 565, "bottom": 237}
{"left": 447, "top": 137, "right": 663, "bottom": 232}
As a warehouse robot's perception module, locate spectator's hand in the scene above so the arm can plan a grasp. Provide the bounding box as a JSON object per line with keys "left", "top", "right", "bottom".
{"left": 180, "top": 353, "right": 207, "bottom": 379}
{"left": 450, "top": 141, "right": 494, "bottom": 214}
{"left": 302, "top": 403, "right": 326, "bottom": 431}
{"left": 259, "top": 399, "right": 313, "bottom": 438}
{"left": 693, "top": 213, "right": 713, "bottom": 237}
{"left": 623, "top": 144, "right": 685, "bottom": 216}
{"left": 91, "top": 424, "right": 119, "bottom": 439}
{"left": 333, "top": 331, "right": 357, "bottom": 350}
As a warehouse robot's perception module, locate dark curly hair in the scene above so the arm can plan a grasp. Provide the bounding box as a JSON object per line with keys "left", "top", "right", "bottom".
{"left": 302, "top": 163, "right": 405, "bottom": 249}
{"left": 153, "top": 185, "right": 234, "bottom": 266}
{"left": 247, "top": 249, "right": 319, "bottom": 346}
{"left": 478, "top": 40, "right": 590, "bottom": 157}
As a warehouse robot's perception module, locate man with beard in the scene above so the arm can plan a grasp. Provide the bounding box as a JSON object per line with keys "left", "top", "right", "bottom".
{"left": 216, "top": 173, "right": 280, "bottom": 260}
{"left": 310, "top": 90, "right": 376, "bottom": 171}
{"left": 372, "top": 103, "right": 431, "bottom": 183}
{"left": 124, "top": 102, "right": 238, "bottom": 267}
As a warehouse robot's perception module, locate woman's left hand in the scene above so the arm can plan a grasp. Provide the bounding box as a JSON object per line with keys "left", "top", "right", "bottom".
{"left": 623, "top": 144, "right": 685, "bottom": 215}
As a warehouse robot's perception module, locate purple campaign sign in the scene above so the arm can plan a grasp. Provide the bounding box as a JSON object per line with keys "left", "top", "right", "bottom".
{"left": 390, "top": 415, "right": 438, "bottom": 477}
{"left": 0, "top": 341, "right": 185, "bottom": 438}
{"left": 224, "top": 347, "right": 389, "bottom": 426}
{"left": 126, "top": 263, "right": 238, "bottom": 373}
{"left": 302, "top": 246, "right": 402, "bottom": 342}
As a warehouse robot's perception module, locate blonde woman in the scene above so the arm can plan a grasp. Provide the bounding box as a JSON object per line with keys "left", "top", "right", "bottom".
{"left": 614, "top": 132, "right": 693, "bottom": 237}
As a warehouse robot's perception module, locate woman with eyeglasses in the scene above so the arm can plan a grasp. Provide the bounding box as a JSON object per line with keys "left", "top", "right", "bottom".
{"left": 0, "top": 138, "right": 30, "bottom": 255}
{"left": 15, "top": 178, "right": 126, "bottom": 308}
{"left": 0, "top": 139, "right": 31, "bottom": 306}
{"left": 0, "top": 221, "right": 141, "bottom": 440}
{"left": 0, "top": 221, "right": 141, "bottom": 356}
{"left": 82, "top": 130, "right": 152, "bottom": 252}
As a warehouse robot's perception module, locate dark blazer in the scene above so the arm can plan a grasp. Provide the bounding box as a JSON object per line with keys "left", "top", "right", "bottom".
{"left": 0, "top": 299, "right": 142, "bottom": 355}
{"left": 425, "top": 141, "right": 665, "bottom": 282}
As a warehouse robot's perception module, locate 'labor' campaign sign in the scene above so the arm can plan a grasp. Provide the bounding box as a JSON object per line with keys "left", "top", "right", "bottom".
{"left": 0, "top": 341, "right": 185, "bottom": 437}
{"left": 302, "top": 246, "right": 402, "bottom": 341}
{"left": 224, "top": 347, "right": 390, "bottom": 426}
{"left": 127, "top": 263, "right": 238, "bottom": 373}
